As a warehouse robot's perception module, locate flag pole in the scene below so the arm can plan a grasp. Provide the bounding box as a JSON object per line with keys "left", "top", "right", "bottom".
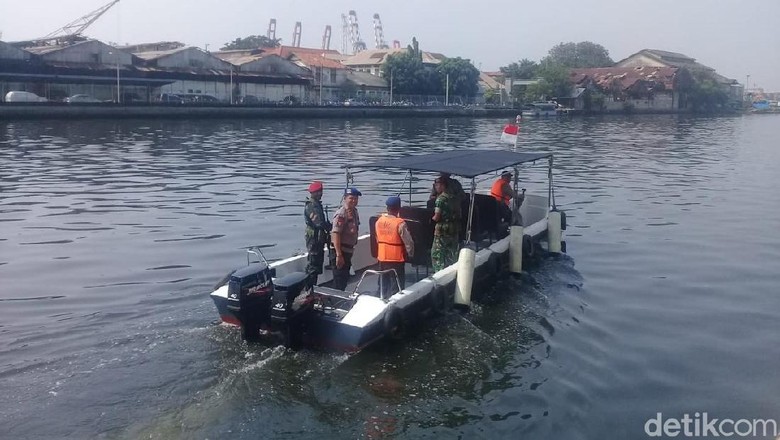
{"left": 513, "top": 114, "right": 521, "bottom": 152}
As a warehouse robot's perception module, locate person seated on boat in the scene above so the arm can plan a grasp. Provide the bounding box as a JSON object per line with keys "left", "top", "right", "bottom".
{"left": 331, "top": 187, "right": 361, "bottom": 291}
{"left": 376, "top": 196, "right": 415, "bottom": 295}
{"left": 491, "top": 170, "right": 524, "bottom": 225}
{"left": 431, "top": 177, "right": 459, "bottom": 273}
{"left": 304, "top": 181, "right": 332, "bottom": 288}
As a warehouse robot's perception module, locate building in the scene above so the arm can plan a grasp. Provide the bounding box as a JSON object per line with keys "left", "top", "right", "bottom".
{"left": 567, "top": 66, "right": 679, "bottom": 112}
{"left": 1, "top": 39, "right": 170, "bottom": 102}
{"left": 261, "top": 46, "right": 349, "bottom": 103}
{"left": 343, "top": 70, "right": 389, "bottom": 103}
{"left": 341, "top": 48, "right": 445, "bottom": 77}
{"left": 213, "top": 49, "right": 313, "bottom": 103}
{"left": 616, "top": 49, "right": 742, "bottom": 105}
{"left": 477, "top": 72, "right": 506, "bottom": 105}
{"left": 1, "top": 38, "right": 313, "bottom": 104}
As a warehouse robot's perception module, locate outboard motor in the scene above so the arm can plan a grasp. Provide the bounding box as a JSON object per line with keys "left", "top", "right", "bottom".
{"left": 226, "top": 263, "right": 275, "bottom": 341}
{"left": 270, "top": 271, "right": 311, "bottom": 348}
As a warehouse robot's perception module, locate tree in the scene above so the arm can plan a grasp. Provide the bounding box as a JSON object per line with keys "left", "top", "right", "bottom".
{"left": 438, "top": 57, "right": 480, "bottom": 97}
{"left": 382, "top": 37, "right": 440, "bottom": 95}
{"left": 221, "top": 35, "right": 280, "bottom": 50}
{"left": 525, "top": 63, "right": 572, "bottom": 101}
{"left": 688, "top": 70, "right": 730, "bottom": 112}
{"left": 542, "top": 41, "right": 613, "bottom": 68}
{"left": 500, "top": 58, "right": 538, "bottom": 79}
{"left": 383, "top": 48, "right": 426, "bottom": 95}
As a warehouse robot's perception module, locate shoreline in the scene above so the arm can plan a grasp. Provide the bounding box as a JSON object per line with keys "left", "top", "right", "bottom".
{"left": 0, "top": 104, "right": 751, "bottom": 120}
{"left": 0, "top": 104, "right": 522, "bottom": 120}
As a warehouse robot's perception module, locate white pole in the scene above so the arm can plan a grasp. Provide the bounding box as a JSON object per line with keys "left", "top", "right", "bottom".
{"left": 116, "top": 56, "right": 120, "bottom": 103}
{"left": 229, "top": 68, "right": 233, "bottom": 104}
{"left": 445, "top": 73, "right": 449, "bottom": 106}
{"left": 390, "top": 70, "right": 393, "bottom": 104}
{"left": 319, "top": 55, "right": 323, "bottom": 105}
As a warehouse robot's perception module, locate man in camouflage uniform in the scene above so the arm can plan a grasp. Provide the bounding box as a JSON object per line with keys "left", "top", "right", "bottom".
{"left": 304, "top": 181, "right": 331, "bottom": 288}
{"left": 431, "top": 177, "right": 459, "bottom": 272}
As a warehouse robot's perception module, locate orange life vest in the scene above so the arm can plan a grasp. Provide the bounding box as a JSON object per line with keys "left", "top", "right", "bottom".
{"left": 376, "top": 214, "right": 406, "bottom": 262}
{"left": 491, "top": 178, "right": 511, "bottom": 206}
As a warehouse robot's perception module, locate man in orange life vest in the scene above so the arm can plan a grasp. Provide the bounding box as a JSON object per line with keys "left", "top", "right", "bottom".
{"left": 375, "top": 196, "right": 414, "bottom": 294}
{"left": 491, "top": 170, "right": 524, "bottom": 224}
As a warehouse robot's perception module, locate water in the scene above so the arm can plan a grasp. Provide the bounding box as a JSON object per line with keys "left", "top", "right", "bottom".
{"left": 1, "top": 115, "right": 778, "bottom": 439}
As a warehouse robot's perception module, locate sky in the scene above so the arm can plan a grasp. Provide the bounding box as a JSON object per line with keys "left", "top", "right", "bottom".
{"left": 2, "top": 0, "right": 778, "bottom": 91}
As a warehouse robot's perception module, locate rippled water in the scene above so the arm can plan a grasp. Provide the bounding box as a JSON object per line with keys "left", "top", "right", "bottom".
{"left": 1, "top": 115, "right": 778, "bottom": 439}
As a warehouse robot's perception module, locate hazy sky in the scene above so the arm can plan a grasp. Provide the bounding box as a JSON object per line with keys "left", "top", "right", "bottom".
{"left": 2, "top": 0, "right": 778, "bottom": 90}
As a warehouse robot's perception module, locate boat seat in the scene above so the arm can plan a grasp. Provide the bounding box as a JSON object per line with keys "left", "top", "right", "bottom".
{"left": 470, "top": 194, "right": 500, "bottom": 240}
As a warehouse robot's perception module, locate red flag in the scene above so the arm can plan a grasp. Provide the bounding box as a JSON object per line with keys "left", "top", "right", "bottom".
{"left": 500, "top": 123, "right": 519, "bottom": 144}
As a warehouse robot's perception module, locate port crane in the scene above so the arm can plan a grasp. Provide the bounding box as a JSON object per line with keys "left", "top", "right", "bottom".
{"left": 28, "top": 0, "right": 120, "bottom": 46}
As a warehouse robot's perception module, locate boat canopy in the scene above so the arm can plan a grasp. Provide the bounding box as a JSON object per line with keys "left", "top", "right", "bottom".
{"left": 349, "top": 149, "right": 552, "bottom": 178}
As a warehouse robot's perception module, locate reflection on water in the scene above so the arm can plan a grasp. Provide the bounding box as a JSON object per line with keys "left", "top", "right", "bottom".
{"left": 1, "top": 115, "right": 780, "bottom": 438}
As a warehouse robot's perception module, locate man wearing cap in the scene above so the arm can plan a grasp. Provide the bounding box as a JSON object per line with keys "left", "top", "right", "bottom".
{"left": 491, "top": 170, "right": 523, "bottom": 224}
{"left": 331, "top": 187, "right": 361, "bottom": 291}
{"left": 376, "top": 196, "right": 415, "bottom": 294}
{"left": 431, "top": 176, "right": 459, "bottom": 272}
{"left": 304, "top": 181, "right": 332, "bottom": 288}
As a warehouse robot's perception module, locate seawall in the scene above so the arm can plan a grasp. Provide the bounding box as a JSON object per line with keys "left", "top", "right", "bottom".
{"left": 0, "top": 104, "right": 520, "bottom": 120}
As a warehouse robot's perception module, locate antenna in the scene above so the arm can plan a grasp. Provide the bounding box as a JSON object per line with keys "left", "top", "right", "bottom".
{"left": 322, "top": 25, "right": 332, "bottom": 51}
{"left": 372, "top": 13, "right": 388, "bottom": 49}
{"left": 292, "top": 21, "right": 302, "bottom": 47}
{"left": 267, "top": 18, "right": 277, "bottom": 40}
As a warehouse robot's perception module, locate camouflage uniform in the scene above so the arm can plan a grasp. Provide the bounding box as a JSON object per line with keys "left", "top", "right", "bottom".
{"left": 431, "top": 191, "right": 459, "bottom": 272}
{"left": 304, "top": 197, "right": 331, "bottom": 286}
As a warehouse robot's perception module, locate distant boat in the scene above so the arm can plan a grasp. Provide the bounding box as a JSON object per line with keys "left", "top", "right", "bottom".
{"left": 522, "top": 102, "right": 558, "bottom": 117}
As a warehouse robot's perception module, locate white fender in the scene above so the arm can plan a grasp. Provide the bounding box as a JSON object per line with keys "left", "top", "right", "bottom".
{"left": 548, "top": 210, "right": 562, "bottom": 253}
{"left": 509, "top": 225, "right": 524, "bottom": 273}
{"left": 454, "top": 247, "right": 476, "bottom": 306}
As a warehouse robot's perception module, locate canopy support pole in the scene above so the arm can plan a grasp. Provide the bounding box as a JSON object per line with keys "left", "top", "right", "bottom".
{"left": 547, "top": 157, "right": 556, "bottom": 210}
{"left": 465, "top": 177, "right": 476, "bottom": 243}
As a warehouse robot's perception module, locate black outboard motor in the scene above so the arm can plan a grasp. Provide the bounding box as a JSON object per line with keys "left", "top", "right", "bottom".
{"left": 227, "top": 263, "right": 276, "bottom": 341}
{"left": 270, "top": 271, "right": 311, "bottom": 348}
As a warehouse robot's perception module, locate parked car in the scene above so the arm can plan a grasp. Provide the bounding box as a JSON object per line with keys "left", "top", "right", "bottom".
{"left": 158, "top": 93, "right": 184, "bottom": 104}
{"left": 239, "top": 95, "right": 259, "bottom": 105}
{"left": 64, "top": 94, "right": 102, "bottom": 103}
{"left": 4, "top": 91, "right": 48, "bottom": 103}
{"left": 121, "top": 92, "right": 146, "bottom": 103}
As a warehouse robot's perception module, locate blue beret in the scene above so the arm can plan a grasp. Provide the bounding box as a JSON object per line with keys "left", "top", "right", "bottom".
{"left": 385, "top": 196, "right": 401, "bottom": 207}
{"left": 344, "top": 187, "right": 362, "bottom": 196}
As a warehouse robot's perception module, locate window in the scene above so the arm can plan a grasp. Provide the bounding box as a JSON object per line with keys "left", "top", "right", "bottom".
{"left": 330, "top": 70, "right": 337, "bottom": 83}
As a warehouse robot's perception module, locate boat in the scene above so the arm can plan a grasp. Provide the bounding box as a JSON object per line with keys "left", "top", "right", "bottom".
{"left": 521, "top": 102, "right": 559, "bottom": 117}
{"left": 209, "top": 149, "right": 567, "bottom": 352}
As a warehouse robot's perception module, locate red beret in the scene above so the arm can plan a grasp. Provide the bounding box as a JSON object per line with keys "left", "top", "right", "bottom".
{"left": 308, "top": 181, "right": 323, "bottom": 192}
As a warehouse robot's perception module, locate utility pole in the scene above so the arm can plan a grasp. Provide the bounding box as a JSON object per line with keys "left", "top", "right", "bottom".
{"left": 390, "top": 70, "right": 393, "bottom": 105}
{"left": 116, "top": 56, "right": 120, "bottom": 103}
{"left": 445, "top": 74, "right": 449, "bottom": 106}
{"left": 109, "top": 51, "right": 120, "bottom": 103}
{"left": 319, "top": 54, "right": 324, "bottom": 105}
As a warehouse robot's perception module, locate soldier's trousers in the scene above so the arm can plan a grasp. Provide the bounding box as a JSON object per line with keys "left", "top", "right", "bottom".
{"left": 305, "top": 238, "right": 325, "bottom": 287}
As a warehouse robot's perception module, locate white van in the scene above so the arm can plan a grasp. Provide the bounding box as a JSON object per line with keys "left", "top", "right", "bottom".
{"left": 4, "top": 91, "right": 48, "bottom": 103}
